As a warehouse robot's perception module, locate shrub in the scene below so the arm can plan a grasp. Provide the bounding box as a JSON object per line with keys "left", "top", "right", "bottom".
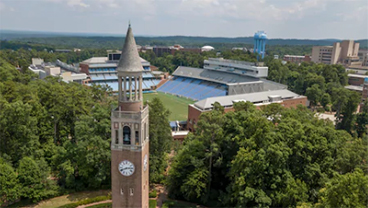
{"left": 58, "top": 195, "right": 111, "bottom": 208}
{"left": 324, "top": 106, "right": 331, "bottom": 112}
{"left": 162, "top": 200, "right": 197, "bottom": 208}
{"left": 317, "top": 107, "right": 325, "bottom": 113}
{"left": 149, "top": 189, "right": 157, "bottom": 198}
{"left": 149, "top": 199, "right": 157, "bottom": 208}
{"left": 88, "top": 202, "right": 112, "bottom": 208}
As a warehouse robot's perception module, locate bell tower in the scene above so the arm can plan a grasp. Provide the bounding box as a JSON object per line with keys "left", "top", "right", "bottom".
{"left": 111, "top": 24, "right": 149, "bottom": 208}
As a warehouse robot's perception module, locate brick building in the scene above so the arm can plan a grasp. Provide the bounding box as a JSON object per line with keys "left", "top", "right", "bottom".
{"left": 187, "top": 90, "right": 307, "bottom": 132}
{"left": 283, "top": 55, "right": 311, "bottom": 64}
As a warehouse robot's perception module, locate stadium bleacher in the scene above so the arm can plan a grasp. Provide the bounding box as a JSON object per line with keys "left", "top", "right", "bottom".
{"left": 89, "top": 73, "right": 160, "bottom": 91}
{"left": 157, "top": 77, "right": 227, "bottom": 100}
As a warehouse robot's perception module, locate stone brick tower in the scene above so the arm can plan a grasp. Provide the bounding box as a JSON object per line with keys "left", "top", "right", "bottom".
{"left": 111, "top": 24, "right": 149, "bottom": 208}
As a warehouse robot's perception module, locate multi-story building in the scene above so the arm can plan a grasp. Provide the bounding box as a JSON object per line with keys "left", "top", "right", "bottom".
{"left": 203, "top": 58, "right": 268, "bottom": 78}
{"left": 311, "top": 46, "right": 334, "bottom": 64}
{"left": 311, "top": 40, "right": 360, "bottom": 65}
{"left": 152, "top": 45, "right": 201, "bottom": 56}
{"left": 358, "top": 50, "right": 368, "bottom": 66}
{"left": 187, "top": 89, "right": 307, "bottom": 132}
{"left": 283, "top": 55, "right": 311, "bottom": 64}
{"left": 345, "top": 74, "right": 368, "bottom": 101}
{"left": 363, "top": 78, "right": 368, "bottom": 101}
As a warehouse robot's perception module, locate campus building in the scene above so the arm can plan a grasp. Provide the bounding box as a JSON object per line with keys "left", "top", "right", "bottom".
{"left": 28, "top": 58, "right": 87, "bottom": 83}
{"left": 79, "top": 51, "right": 161, "bottom": 91}
{"left": 311, "top": 40, "right": 360, "bottom": 66}
{"left": 346, "top": 74, "right": 368, "bottom": 101}
{"left": 187, "top": 90, "right": 307, "bottom": 132}
{"left": 283, "top": 55, "right": 311, "bottom": 64}
{"left": 358, "top": 50, "right": 368, "bottom": 66}
{"left": 152, "top": 45, "right": 202, "bottom": 56}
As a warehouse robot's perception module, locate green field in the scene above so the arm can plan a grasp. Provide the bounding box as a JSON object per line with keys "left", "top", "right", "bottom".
{"left": 144, "top": 92, "right": 195, "bottom": 121}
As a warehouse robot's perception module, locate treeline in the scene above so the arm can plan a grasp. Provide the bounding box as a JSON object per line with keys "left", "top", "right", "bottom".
{"left": 2, "top": 38, "right": 320, "bottom": 56}
{"left": 3, "top": 32, "right": 367, "bottom": 48}
{"left": 168, "top": 102, "right": 368, "bottom": 207}
{"left": 0, "top": 48, "right": 107, "bottom": 67}
{"left": 265, "top": 59, "right": 367, "bottom": 137}
{"left": 0, "top": 57, "right": 172, "bottom": 205}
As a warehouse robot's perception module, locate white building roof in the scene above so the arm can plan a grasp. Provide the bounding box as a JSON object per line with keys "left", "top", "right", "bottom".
{"left": 348, "top": 74, "right": 368, "bottom": 79}
{"left": 193, "top": 89, "right": 302, "bottom": 110}
{"left": 80, "top": 57, "right": 108, "bottom": 64}
{"left": 345, "top": 85, "right": 363, "bottom": 92}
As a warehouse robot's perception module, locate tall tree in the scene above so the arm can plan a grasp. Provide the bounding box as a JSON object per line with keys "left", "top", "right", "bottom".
{"left": 316, "top": 168, "right": 368, "bottom": 208}
{"left": 0, "top": 160, "right": 20, "bottom": 206}
{"left": 147, "top": 97, "right": 172, "bottom": 183}
{"left": 17, "top": 157, "right": 58, "bottom": 202}
{"left": 305, "top": 84, "right": 323, "bottom": 108}
{"left": 356, "top": 100, "right": 368, "bottom": 138}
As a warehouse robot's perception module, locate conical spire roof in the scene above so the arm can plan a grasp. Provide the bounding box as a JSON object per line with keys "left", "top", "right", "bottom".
{"left": 117, "top": 24, "right": 143, "bottom": 72}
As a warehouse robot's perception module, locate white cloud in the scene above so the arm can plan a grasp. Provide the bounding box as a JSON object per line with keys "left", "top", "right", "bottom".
{"left": 43, "top": 0, "right": 89, "bottom": 8}
{"left": 0, "top": 1, "right": 5, "bottom": 11}
{"left": 67, "top": 0, "right": 89, "bottom": 8}
{"left": 0, "top": 0, "right": 367, "bottom": 39}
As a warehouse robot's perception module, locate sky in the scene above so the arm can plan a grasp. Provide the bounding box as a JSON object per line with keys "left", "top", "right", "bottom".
{"left": 0, "top": 0, "right": 367, "bottom": 39}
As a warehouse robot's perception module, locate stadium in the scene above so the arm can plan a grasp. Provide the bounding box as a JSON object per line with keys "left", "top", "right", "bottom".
{"left": 157, "top": 58, "right": 287, "bottom": 101}
{"left": 80, "top": 51, "right": 162, "bottom": 92}
{"left": 79, "top": 55, "right": 307, "bottom": 130}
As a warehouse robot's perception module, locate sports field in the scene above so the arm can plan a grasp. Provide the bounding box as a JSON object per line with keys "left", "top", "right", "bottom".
{"left": 143, "top": 92, "right": 195, "bottom": 121}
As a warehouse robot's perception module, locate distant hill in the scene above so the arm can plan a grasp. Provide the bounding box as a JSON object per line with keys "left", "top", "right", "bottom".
{"left": 0, "top": 30, "right": 367, "bottom": 49}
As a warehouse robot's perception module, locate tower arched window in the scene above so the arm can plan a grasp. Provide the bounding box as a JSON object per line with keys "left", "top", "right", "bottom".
{"left": 123, "top": 126, "right": 131, "bottom": 145}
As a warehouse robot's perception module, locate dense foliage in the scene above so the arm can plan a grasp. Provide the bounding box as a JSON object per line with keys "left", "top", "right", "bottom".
{"left": 0, "top": 58, "right": 172, "bottom": 205}
{"left": 0, "top": 48, "right": 107, "bottom": 67}
{"left": 265, "top": 59, "right": 366, "bottom": 135}
{"left": 167, "top": 102, "right": 368, "bottom": 207}
{"left": 147, "top": 98, "right": 173, "bottom": 183}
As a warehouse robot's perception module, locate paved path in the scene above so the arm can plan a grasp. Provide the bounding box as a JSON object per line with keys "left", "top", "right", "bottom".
{"left": 155, "top": 184, "right": 167, "bottom": 208}
{"left": 77, "top": 200, "right": 112, "bottom": 208}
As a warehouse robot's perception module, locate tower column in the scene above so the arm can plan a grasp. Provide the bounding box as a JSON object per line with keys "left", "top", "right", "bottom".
{"left": 123, "top": 77, "right": 127, "bottom": 101}
{"left": 129, "top": 76, "right": 132, "bottom": 101}
{"left": 118, "top": 77, "right": 122, "bottom": 101}
{"left": 135, "top": 77, "right": 138, "bottom": 101}
{"left": 139, "top": 75, "right": 143, "bottom": 100}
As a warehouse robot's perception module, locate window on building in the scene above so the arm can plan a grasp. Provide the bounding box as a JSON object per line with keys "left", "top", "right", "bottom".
{"left": 115, "top": 130, "right": 119, "bottom": 144}
{"left": 120, "top": 188, "right": 124, "bottom": 195}
{"left": 135, "top": 131, "right": 139, "bottom": 145}
{"left": 123, "top": 126, "right": 131, "bottom": 145}
{"left": 130, "top": 188, "right": 134, "bottom": 196}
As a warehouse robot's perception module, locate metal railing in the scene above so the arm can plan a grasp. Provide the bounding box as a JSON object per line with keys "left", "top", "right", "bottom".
{"left": 111, "top": 105, "right": 149, "bottom": 121}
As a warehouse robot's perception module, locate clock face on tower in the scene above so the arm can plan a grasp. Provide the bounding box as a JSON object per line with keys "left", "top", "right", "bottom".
{"left": 143, "top": 154, "right": 148, "bottom": 172}
{"left": 119, "top": 160, "right": 135, "bottom": 176}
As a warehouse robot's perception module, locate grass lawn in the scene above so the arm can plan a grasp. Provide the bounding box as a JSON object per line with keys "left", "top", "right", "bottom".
{"left": 162, "top": 200, "right": 198, "bottom": 208}
{"left": 149, "top": 199, "right": 157, "bottom": 208}
{"left": 144, "top": 92, "right": 195, "bottom": 121}
{"left": 87, "top": 202, "right": 112, "bottom": 208}
{"left": 30, "top": 190, "right": 110, "bottom": 208}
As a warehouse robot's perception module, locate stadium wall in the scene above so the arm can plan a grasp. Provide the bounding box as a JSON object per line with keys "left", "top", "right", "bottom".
{"left": 227, "top": 81, "right": 264, "bottom": 95}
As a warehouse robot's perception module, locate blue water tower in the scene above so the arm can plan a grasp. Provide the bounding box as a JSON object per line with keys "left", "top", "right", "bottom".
{"left": 253, "top": 31, "right": 268, "bottom": 60}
